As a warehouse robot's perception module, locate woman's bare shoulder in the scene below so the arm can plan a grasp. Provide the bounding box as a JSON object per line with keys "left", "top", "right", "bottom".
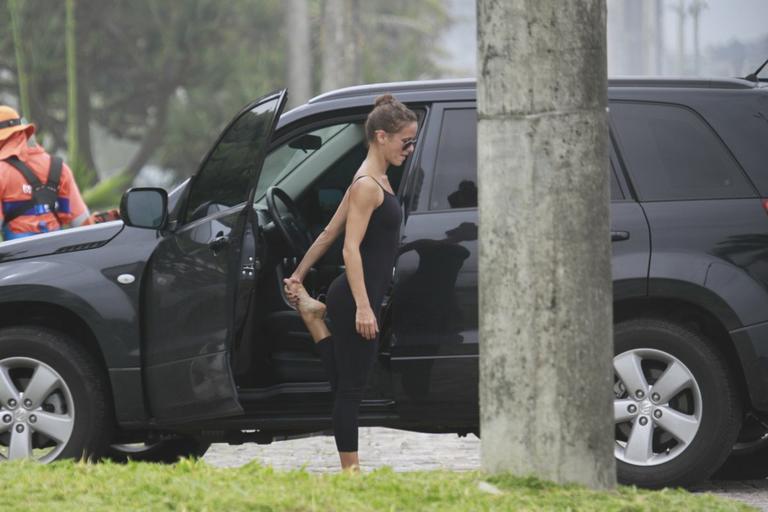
{"left": 349, "top": 175, "right": 383, "bottom": 205}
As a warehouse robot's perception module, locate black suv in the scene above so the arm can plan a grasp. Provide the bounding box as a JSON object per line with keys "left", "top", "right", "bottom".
{"left": 0, "top": 78, "right": 766, "bottom": 488}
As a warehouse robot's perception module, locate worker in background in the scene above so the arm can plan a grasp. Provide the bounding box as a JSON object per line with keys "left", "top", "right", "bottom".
{"left": 0, "top": 106, "right": 116, "bottom": 241}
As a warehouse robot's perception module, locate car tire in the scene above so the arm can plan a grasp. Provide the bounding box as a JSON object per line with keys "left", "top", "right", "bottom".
{"left": 106, "top": 437, "right": 211, "bottom": 463}
{"left": 0, "top": 326, "right": 113, "bottom": 462}
{"left": 613, "top": 318, "right": 742, "bottom": 488}
{"left": 711, "top": 415, "right": 768, "bottom": 480}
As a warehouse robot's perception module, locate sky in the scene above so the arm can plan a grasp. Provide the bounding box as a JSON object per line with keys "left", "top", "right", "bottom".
{"left": 686, "top": 0, "right": 768, "bottom": 48}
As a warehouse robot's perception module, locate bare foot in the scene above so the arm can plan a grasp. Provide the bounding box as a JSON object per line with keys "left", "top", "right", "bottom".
{"left": 339, "top": 451, "right": 360, "bottom": 473}
{"left": 289, "top": 282, "right": 326, "bottom": 320}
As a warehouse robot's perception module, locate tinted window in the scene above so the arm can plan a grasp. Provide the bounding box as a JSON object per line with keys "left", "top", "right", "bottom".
{"left": 693, "top": 95, "right": 768, "bottom": 195}
{"left": 611, "top": 102, "right": 755, "bottom": 201}
{"left": 256, "top": 123, "right": 353, "bottom": 202}
{"left": 610, "top": 162, "right": 623, "bottom": 200}
{"left": 430, "top": 109, "right": 477, "bottom": 210}
{"left": 185, "top": 98, "right": 280, "bottom": 222}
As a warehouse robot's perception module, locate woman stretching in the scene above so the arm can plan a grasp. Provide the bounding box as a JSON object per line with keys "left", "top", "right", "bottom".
{"left": 283, "top": 94, "right": 417, "bottom": 472}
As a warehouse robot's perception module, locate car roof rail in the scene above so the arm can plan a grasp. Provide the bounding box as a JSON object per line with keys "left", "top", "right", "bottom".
{"left": 608, "top": 76, "right": 757, "bottom": 89}
{"left": 308, "top": 78, "right": 476, "bottom": 104}
{"left": 307, "top": 76, "right": 760, "bottom": 106}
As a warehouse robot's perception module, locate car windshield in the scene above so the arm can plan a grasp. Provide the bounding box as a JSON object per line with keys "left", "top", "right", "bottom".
{"left": 254, "top": 123, "right": 353, "bottom": 203}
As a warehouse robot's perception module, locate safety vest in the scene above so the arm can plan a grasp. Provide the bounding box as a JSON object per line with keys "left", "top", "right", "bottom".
{"left": 2, "top": 155, "right": 62, "bottom": 239}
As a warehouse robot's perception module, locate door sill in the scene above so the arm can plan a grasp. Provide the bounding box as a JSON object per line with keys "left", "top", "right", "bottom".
{"left": 238, "top": 382, "right": 395, "bottom": 406}
{"left": 238, "top": 381, "right": 330, "bottom": 400}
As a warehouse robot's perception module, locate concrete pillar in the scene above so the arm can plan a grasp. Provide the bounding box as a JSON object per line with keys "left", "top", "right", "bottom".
{"left": 477, "top": 0, "right": 615, "bottom": 489}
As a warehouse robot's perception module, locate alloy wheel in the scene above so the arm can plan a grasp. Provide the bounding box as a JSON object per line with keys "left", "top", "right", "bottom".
{"left": 613, "top": 348, "right": 702, "bottom": 466}
{"left": 0, "top": 357, "right": 75, "bottom": 462}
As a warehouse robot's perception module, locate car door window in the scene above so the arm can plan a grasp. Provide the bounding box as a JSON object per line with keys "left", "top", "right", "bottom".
{"left": 610, "top": 101, "right": 756, "bottom": 201}
{"left": 185, "top": 98, "right": 281, "bottom": 222}
{"left": 255, "top": 120, "right": 410, "bottom": 219}
{"left": 430, "top": 109, "right": 478, "bottom": 210}
{"left": 255, "top": 123, "right": 352, "bottom": 201}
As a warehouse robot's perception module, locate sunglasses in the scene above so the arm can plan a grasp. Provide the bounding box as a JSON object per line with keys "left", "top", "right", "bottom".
{"left": 0, "top": 118, "right": 22, "bottom": 129}
{"left": 401, "top": 137, "right": 417, "bottom": 151}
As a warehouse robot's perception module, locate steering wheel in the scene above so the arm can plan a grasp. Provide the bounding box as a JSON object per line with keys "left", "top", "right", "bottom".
{"left": 266, "top": 186, "right": 313, "bottom": 256}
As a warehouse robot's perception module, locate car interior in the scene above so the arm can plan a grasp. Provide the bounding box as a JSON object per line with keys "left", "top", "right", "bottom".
{"left": 230, "top": 115, "right": 416, "bottom": 391}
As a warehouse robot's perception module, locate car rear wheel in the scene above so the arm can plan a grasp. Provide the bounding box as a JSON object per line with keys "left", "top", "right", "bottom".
{"left": 711, "top": 414, "right": 768, "bottom": 480}
{"left": 107, "top": 437, "right": 210, "bottom": 463}
{"left": 613, "top": 318, "right": 741, "bottom": 488}
{"left": 0, "top": 327, "right": 112, "bottom": 462}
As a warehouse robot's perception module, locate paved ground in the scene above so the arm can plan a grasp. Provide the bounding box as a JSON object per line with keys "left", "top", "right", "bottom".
{"left": 204, "top": 427, "right": 480, "bottom": 473}
{"left": 693, "top": 481, "right": 768, "bottom": 511}
{"left": 203, "top": 427, "right": 768, "bottom": 510}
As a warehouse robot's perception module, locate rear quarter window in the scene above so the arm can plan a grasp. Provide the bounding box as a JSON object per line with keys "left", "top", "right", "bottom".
{"left": 693, "top": 93, "right": 768, "bottom": 196}
{"left": 610, "top": 161, "right": 624, "bottom": 200}
{"left": 610, "top": 101, "right": 756, "bottom": 201}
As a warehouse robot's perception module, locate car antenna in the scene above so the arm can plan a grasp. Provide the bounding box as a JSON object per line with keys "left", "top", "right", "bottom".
{"left": 745, "top": 57, "right": 768, "bottom": 82}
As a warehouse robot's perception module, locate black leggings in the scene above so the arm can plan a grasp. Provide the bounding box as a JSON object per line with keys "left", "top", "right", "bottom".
{"left": 315, "top": 334, "right": 378, "bottom": 452}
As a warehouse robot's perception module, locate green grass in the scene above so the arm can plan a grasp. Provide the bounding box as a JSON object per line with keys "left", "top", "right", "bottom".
{"left": 0, "top": 459, "right": 753, "bottom": 511}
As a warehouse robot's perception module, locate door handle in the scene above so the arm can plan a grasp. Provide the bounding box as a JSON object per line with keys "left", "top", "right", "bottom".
{"left": 209, "top": 232, "right": 229, "bottom": 252}
{"left": 611, "top": 230, "right": 630, "bottom": 242}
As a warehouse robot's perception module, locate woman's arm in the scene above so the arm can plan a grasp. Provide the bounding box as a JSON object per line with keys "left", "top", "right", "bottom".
{"left": 342, "top": 178, "right": 383, "bottom": 340}
{"left": 288, "top": 188, "right": 351, "bottom": 283}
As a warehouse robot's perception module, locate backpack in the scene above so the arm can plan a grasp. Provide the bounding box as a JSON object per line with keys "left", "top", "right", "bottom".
{"left": 2, "top": 155, "right": 63, "bottom": 227}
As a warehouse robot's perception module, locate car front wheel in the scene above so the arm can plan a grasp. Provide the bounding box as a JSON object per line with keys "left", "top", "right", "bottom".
{"left": 613, "top": 318, "right": 742, "bottom": 488}
{"left": 0, "top": 327, "right": 112, "bottom": 462}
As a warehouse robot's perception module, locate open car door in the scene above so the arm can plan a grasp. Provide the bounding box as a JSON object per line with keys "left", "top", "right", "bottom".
{"left": 142, "top": 90, "right": 287, "bottom": 424}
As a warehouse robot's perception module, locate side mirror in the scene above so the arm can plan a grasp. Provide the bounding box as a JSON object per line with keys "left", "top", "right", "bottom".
{"left": 120, "top": 187, "right": 168, "bottom": 229}
{"left": 288, "top": 134, "right": 322, "bottom": 152}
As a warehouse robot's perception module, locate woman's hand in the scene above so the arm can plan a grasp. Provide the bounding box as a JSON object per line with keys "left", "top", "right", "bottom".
{"left": 355, "top": 305, "right": 379, "bottom": 340}
{"left": 283, "top": 275, "right": 302, "bottom": 307}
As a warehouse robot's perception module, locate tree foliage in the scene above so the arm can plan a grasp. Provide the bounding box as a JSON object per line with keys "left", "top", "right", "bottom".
{"left": 0, "top": 0, "right": 451, "bottom": 201}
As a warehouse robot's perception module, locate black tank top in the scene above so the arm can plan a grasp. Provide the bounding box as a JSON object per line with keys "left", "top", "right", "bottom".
{"left": 354, "top": 175, "right": 402, "bottom": 307}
